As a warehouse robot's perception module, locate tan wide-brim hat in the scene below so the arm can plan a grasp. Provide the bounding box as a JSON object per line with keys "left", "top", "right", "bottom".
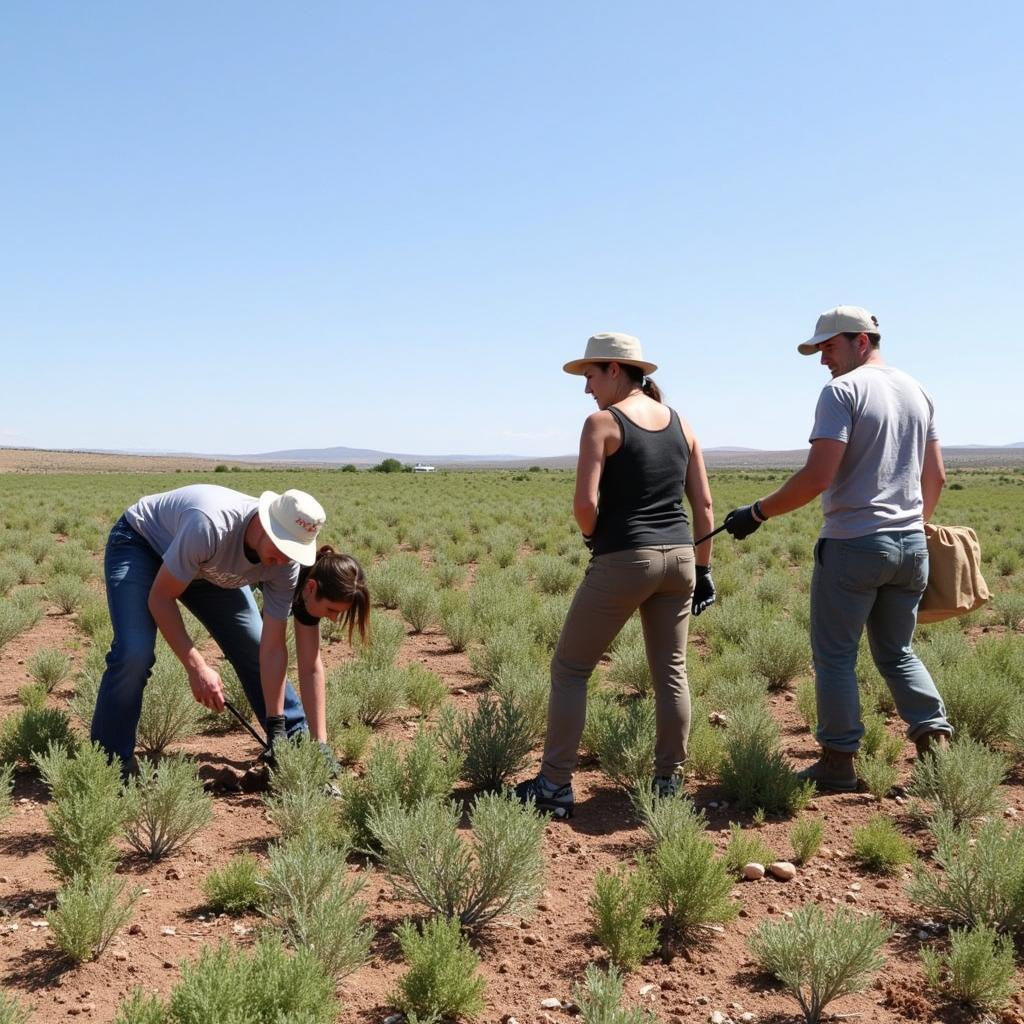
{"left": 563, "top": 332, "right": 657, "bottom": 376}
{"left": 258, "top": 489, "right": 325, "bottom": 566}
{"left": 798, "top": 305, "right": 880, "bottom": 355}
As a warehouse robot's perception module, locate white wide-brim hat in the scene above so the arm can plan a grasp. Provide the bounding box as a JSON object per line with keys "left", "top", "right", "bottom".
{"left": 258, "top": 489, "right": 325, "bottom": 566}
{"left": 563, "top": 332, "right": 657, "bottom": 376}
{"left": 798, "top": 305, "right": 880, "bottom": 355}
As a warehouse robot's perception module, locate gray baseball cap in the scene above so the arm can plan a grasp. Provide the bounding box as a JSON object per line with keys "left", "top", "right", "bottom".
{"left": 799, "top": 306, "right": 880, "bottom": 355}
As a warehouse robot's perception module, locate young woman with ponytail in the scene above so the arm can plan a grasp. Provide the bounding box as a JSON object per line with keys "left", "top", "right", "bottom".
{"left": 515, "top": 332, "right": 716, "bottom": 819}
{"left": 262, "top": 545, "right": 369, "bottom": 760}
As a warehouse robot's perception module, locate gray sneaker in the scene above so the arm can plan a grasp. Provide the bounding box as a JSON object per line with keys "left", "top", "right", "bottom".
{"left": 651, "top": 773, "right": 683, "bottom": 799}
{"left": 513, "top": 773, "right": 575, "bottom": 820}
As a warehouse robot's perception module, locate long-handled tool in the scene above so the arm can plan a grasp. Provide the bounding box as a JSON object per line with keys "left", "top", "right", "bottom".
{"left": 693, "top": 522, "right": 729, "bottom": 547}
{"left": 223, "top": 698, "right": 268, "bottom": 749}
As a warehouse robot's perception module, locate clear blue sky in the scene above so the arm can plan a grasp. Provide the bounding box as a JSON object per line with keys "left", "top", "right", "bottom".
{"left": 2, "top": 3, "right": 1021, "bottom": 457}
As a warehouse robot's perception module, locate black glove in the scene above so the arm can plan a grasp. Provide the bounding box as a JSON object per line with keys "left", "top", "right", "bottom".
{"left": 724, "top": 501, "right": 767, "bottom": 541}
{"left": 582, "top": 533, "right": 595, "bottom": 553}
{"left": 692, "top": 564, "right": 716, "bottom": 616}
{"left": 260, "top": 714, "right": 288, "bottom": 768}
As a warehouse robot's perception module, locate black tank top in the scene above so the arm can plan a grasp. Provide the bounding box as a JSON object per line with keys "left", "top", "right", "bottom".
{"left": 591, "top": 406, "right": 693, "bottom": 556}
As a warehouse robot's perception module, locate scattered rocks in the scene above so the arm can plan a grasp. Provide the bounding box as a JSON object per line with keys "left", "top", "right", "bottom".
{"left": 539, "top": 997, "right": 562, "bottom": 1009}
{"left": 128, "top": 923, "right": 143, "bottom": 935}
{"left": 160, "top": 926, "right": 177, "bottom": 936}
{"left": 708, "top": 711, "right": 728, "bottom": 727}
{"left": 742, "top": 863, "right": 765, "bottom": 881}
{"left": 638, "top": 983, "right": 658, "bottom": 996}
{"left": 383, "top": 1015, "right": 403, "bottom": 1024}
{"left": 767, "top": 861, "right": 797, "bottom": 881}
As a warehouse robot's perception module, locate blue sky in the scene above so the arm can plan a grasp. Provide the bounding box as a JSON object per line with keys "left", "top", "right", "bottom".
{"left": 2, "top": 3, "right": 1021, "bottom": 457}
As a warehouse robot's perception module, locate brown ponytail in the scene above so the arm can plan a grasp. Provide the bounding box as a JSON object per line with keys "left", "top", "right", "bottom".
{"left": 295, "top": 544, "right": 370, "bottom": 643}
{"left": 621, "top": 363, "right": 663, "bottom": 403}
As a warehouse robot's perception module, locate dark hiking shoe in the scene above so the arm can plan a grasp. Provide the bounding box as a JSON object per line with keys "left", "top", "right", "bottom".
{"left": 652, "top": 773, "right": 684, "bottom": 799}
{"left": 795, "top": 747, "right": 858, "bottom": 793}
{"left": 914, "top": 730, "right": 952, "bottom": 760}
{"left": 513, "top": 773, "right": 575, "bottom": 820}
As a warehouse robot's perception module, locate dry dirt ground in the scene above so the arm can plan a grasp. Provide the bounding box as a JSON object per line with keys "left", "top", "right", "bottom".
{"left": 3, "top": 588, "right": 1024, "bottom": 1024}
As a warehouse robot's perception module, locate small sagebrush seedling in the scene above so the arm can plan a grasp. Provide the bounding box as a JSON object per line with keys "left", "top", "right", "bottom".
{"left": 0, "top": 705, "right": 77, "bottom": 768}
{"left": 439, "top": 691, "right": 533, "bottom": 791}
{"left": 202, "top": 854, "right": 264, "bottom": 915}
{"left": 136, "top": 654, "right": 204, "bottom": 755}
{"left": 789, "top": 817, "right": 824, "bottom": 865}
{"left": 264, "top": 735, "right": 345, "bottom": 847}
{"left": 591, "top": 865, "right": 660, "bottom": 972}
{"left": 921, "top": 923, "right": 1017, "bottom": 1011}
{"left": 112, "top": 987, "right": 167, "bottom": 1024}
{"left": 27, "top": 647, "right": 71, "bottom": 692}
{"left": 573, "top": 963, "right": 657, "bottom": 1024}
{"left": 391, "top": 915, "right": 486, "bottom": 1022}
{"left": 0, "top": 991, "right": 29, "bottom": 1024}
{"left": 908, "top": 737, "right": 1007, "bottom": 825}
{"left": 722, "top": 823, "right": 775, "bottom": 878}
{"left": 856, "top": 752, "right": 899, "bottom": 802}
{"left": 47, "top": 870, "right": 141, "bottom": 963}
{"left": 124, "top": 756, "right": 212, "bottom": 861}
{"left": 852, "top": 814, "right": 915, "bottom": 874}
{"left": 748, "top": 905, "right": 892, "bottom": 1024}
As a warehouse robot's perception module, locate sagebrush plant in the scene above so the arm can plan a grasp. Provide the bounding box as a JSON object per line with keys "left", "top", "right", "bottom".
{"left": 17, "top": 682, "right": 48, "bottom": 711}
{"left": 198, "top": 662, "right": 250, "bottom": 734}
{"left": 391, "top": 915, "right": 487, "bottom": 1021}
{"left": 167, "top": 935, "right": 338, "bottom": 1024}
{"left": 369, "top": 791, "right": 545, "bottom": 929}
{"left": 719, "top": 704, "right": 814, "bottom": 815}
{"left": 47, "top": 870, "right": 141, "bottom": 962}
{"left": 790, "top": 817, "right": 824, "bottom": 865}
{"left": 748, "top": 905, "right": 892, "bottom": 1024}
{"left": 124, "top": 755, "right": 213, "bottom": 861}
{"left": 439, "top": 691, "right": 533, "bottom": 791}
{"left": 908, "top": 736, "right": 1007, "bottom": 824}
{"left": 112, "top": 987, "right": 167, "bottom": 1024}
{"left": 591, "top": 864, "right": 660, "bottom": 971}
{"left": 588, "top": 696, "right": 656, "bottom": 790}
{"left": 0, "top": 761, "right": 14, "bottom": 823}
{"left": 339, "top": 729, "right": 461, "bottom": 850}
{"left": 639, "top": 820, "right": 738, "bottom": 938}
{"left": 35, "top": 740, "right": 128, "bottom": 883}
{"left": 404, "top": 663, "right": 447, "bottom": 717}
{"left": 856, "top": 752, "right": 900, "bottom": 802}
{"left": 860, "top": 712, "right": 903, "bottom": 765}
{"left": 440, "top": 594, "right": 475, "bottom": 653}
{"left": 921, "top": 923, "right": 1017, "bottom": 1011}
{"left": 328, "top": 660, "right": 407, "bottom": 727}
{"left": 259, "top": 832, "right": 373, "bottom": 979}
{"left": 492, "top": 660, "right": 549, "bottom": 741}
{"left": 632, "top": 789, "right": 707, "bottom": 847}
{"left": 399, "top": 583, "right": 439, "bottom": 633}
{"left": 742, "top": 618, "right": 809, "bottom": 688}
{"left": 908, "top": 812, "right": 1024, "bottom": 933}
{"left": 795, "top": 678, "right": 817, "bottom": 732}
{"left": 0, "top": 992, "right": 29, "bottom": 1024}
{"left": 852, "top": 814, "right": 915, "bottom": 874}
{"left": 264, "top": 735, "right": 346, "bottom": 847}
{"left": 573, "top": 963, "right": 657, "bottom": 1024}
{"left": 45, "top": 573, "right": 87, "bottom": 614}
{"left": 722, "top": 823, "right": 775, "bottom": 877}
{"left": 135, "top": 653, "right": 203, "bottom": 755}
{"left": 0, "top": 705, "right": 77, "bottom": 767}
{"left": 608, "top": 634, "right": 653, "bottom": 698}
{"left": 202, "top": 853, "right": 264, "bottom": 914}
{"left": 27, "top": 647, "right": 71, "bottom": 692}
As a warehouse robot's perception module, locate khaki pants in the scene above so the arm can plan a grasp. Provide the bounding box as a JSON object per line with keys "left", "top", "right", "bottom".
{"left": 541, "top": 545, "right": 696, "bottom": 785}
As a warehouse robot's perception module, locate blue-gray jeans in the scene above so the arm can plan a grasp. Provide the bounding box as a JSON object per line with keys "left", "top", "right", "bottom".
{"left": 91, "top": 515, "right": 307, "bottom": 766}
{"left": 810, "top": 529, "right": 951, "bottom": 752}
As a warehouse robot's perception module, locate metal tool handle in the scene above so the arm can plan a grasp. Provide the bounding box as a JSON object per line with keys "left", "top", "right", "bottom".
{"left": 693, "top": 522, "right": 729, "bottom": 547}
{"left": 223, "top": 699, "right": 268, "bottom": 748}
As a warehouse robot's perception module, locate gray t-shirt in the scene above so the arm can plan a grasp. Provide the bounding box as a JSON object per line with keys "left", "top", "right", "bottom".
{"left": 809, "top": 365, "right": 939, "bottom": 540}
{"left": 124, "top": 484, "right": 298, "bottom": 619}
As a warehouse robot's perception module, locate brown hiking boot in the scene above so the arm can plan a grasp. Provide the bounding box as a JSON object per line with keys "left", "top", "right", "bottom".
{"left": 914, "top": 730, "right": 951, "bottom": 760}
{"left": 795, "top": 747, "right": 858, "bottom": 792}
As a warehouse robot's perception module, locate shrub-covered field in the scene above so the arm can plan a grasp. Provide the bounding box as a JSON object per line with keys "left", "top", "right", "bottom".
{"left": 1, "top": 465, "right": 1023, "bottom": 1023}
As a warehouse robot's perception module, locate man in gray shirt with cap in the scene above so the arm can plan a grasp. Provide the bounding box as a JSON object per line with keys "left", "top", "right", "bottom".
{"left": 91, "top": 483, "right": 326, "bottom": 777}
{"left": 723, "top": 306, "right": 952, "bottom": 791}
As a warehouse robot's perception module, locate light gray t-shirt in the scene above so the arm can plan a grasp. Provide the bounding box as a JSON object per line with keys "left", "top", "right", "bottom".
{"left": 124, "top": 484, "right": 298, "bottom": 619}
{"left": 809, "top": 365, "right": 939, "bottom": 540}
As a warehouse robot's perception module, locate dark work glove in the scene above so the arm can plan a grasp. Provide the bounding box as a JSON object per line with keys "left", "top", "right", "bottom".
{"left": 692, "top": 564, "right": 716, "bottom": 616}
{"left": 724, "top": 501, "right": 767, "bottom": 541}
{"left": 260, "top": 714, "right": 289, "bottom": 769}
{"left": 582, "top": 533, "right": 595, "bottom": 553}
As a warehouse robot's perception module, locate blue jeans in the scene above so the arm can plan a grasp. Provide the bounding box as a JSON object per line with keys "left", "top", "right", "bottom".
{"left": 90, "top": 516, "right": 307, "bottom": 765}
{"left": 810, "top": 530, "right": 951, "bottom": 753}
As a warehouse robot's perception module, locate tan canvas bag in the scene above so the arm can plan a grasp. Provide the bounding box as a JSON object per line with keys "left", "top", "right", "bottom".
{"left": 918, "top": 523, "right": 991, "bottom": 623}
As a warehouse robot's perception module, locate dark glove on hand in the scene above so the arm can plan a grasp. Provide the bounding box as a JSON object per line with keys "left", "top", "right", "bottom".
{"left": 724, "top": 501, "right": 766, "bottom": 540}
{"left": 260, "top": 714, "right": 288, "bottom": 769}
{"left": 692, "top": 564, "right": 716, "bottom": 616}
{"left": 582, "top": 533, "right": 595, "bottom": 552}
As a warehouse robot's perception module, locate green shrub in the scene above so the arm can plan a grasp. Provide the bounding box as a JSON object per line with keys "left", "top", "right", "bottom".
{"left": 722, "top": 823, "right": 776, "bottom": 878}
{"left": 632, "top": 789, "right": 707, "bottom": 847}
{"left": 860, "top": 712, "right": 903, "bottom": 765}
{"left": 439, "top": 692, "right": 533, "bottom": 791}
{"left": 17, "top": 682, "right": 47, "bottom": 711}
{"left": 852, "top": 814, "right": 915, "bottom": 874}
{"left": 608, "top": 634, "right": 652, "bottom": 698}
{"left": 743, "top": 619, "right": 809, "bottom": 688}
{"left": 640, "top": 821, "right": 738, "bottom": 938}
{"left": 259, "top": 832, "right": 373, "bottom": 979}
{"left": 907, "top": 813, "right": 1024, "bottom": 933}
{"left": 469, "top": 623, "right": 540, "bottom": 685}
{"left": 0, "top": 597, "right": 40, "bottom": 650}
{"left": 335, "top": 722, "right": 372, "bottom": 764}
{"left": 36, "top": 740, "right": 129, "bottom": 882}
{"left": 168, "top": 935, "right": 338, "bottom": 1024}
{"left": 856, "top": 752, "right": 899, "bottom": 801}
{"left": 328, "top": 660, "right": 406, "bottom": 727}
{"left": 573, "top": 963, "right": 657, "bottom": 1024}
{"left": 76, "top": 595, "right": 110, "bottom": 638}
{"left": 404, "top": 663, "right": 447, "bottom": 717}
{"left": 921, "top": 923, "right": 1017, "bottom": 1011}
{"left": 790, "top": 817, "right": 824, "bottom": 865}
{"left": 0, "top": 762, "right": 14, "bottom": 823}
{"left": 369, "top": 792, "right": 545, "bottom": 929}
{"left": 992, "top": 591, "right": 1024, "bottom": 630}
{"left": 47, "top": 870, "right": 141, "bottom": 962}
{"left": 356, "top": 612, "right": 406, "bottom": 668}
{"left": 114, "top": 987, "right": 167, "bottom": 1024}
{"left": 399, "top": 583, "right": 439, "bottom": 633}
{"left": 588, "top": 696, "right": 656, "bottom": 790}
{"left": 391, "top": 915, "right": 486, "bottom": 1021}
{"left": 27, "top": 647, "right": 71, "bottom": 692}
{"left": 591, "top": 865, "right": 660, "bottom": 971}
{"left": 124, "top": 756, "right": 213, "bottom": 861}
{"left": 264, "top": 734, "right": 345, "bottom": 846}
{"left": 935, "top": 636, "right": 1023, "bottom": 744}
{"left": 433, "top": 557, "right": 466, "bottom": 590}
{"left": 440, "top": 596, "right": 475, "bottom": 652}
{"left": 136, "top": 653, "right": 203, "bottom": 755}
{"left": 202, "top": 854, "right": 264, "bottom": 914}
{"left": 339, "top": 730, "right": 461, "bottom": 850}
{"left": 908, "top": 737, "right": 1007, "bottom": 824}
{"left": 0, "top": 992, "right": 30, "bottom": 1024}
{"left": 748, "top": 905, "right": 892, "bottom": 1024}
{"left": 795, "top": 678, "right": 817, "bottom": 732}
{"left": 69, "top": 668, "right": 101, "bottom": 735}
{"left": 719, "top": 704, "right": 814, "bottom": 815}
{"left": 686, "top": 702, "right": 726, "bottom": 779}
{"left": 45, "top": 573, "right": 87, "bottom": 614}
{"left": 532, "top": 554, "right": 578, "bottom": 595}
{"left": 493, "top": 661, "right": 549, "bottom": 741}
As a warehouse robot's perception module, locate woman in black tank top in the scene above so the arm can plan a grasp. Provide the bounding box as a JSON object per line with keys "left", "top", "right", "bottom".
{"left": 516, "top": 333, "right": 716, "bottom": 820}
